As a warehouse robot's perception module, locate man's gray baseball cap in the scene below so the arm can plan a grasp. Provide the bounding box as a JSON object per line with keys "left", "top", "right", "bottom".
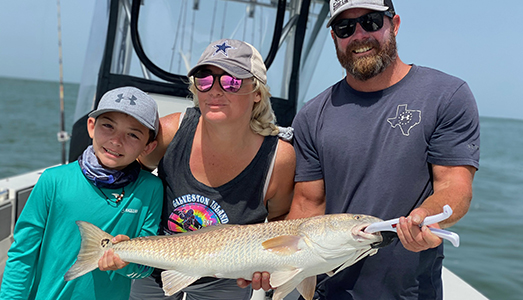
{"left": 187, "top": 39, "right": 267, "bottom": 84}
{"left": 327, "top": 0, "right": 396, "bottom": 27}
{"left": 89, "top": 86, "right": 159, "bottom": 138}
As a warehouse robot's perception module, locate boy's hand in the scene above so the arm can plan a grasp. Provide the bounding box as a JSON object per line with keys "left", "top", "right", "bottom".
{"left": 98, "top": 235, "right": 130, "bottom": 271}
{"left": 237, "top": 271, "right": 272, "bottom": 291}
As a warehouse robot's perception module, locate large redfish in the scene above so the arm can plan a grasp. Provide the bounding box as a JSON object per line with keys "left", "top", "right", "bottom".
{"left": 65, "top": 214, "right": 390, "bottom": 300}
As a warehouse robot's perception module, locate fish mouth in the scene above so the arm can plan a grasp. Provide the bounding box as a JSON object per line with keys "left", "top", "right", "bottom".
{"left": 355, "top": 224, "right": 398, "bottom": 249}
{"left": 352, "top": 224, "right": 381, "bottom": 242}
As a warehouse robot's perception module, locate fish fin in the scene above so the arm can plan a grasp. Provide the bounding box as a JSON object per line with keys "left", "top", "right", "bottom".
{"left": 273, "top": 274, "right": 316, "bottom": 300}
{"left": 271, "top": 274, "right": 303, "bottom": 300}
{"left": 296, "top": 276, "right": 317, "bottom": 300}
{"left": 161, "top": 270, "right": 200, "bottom": 296}
{"left": 261, "top": 235, "right": 302, "bottom": 255}
{"left": 64, "top": 221, "right": 114, "bottom": 281}
{"left": 270, "top": 268, "right": 302, "bottom": 287}
{"left": 325, "top": 271, "right": 335, "bottom": 277}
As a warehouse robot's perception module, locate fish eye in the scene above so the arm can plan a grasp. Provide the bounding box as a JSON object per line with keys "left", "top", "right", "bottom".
{"left": 354, "top": 215, "right": 361, "bottom": 220}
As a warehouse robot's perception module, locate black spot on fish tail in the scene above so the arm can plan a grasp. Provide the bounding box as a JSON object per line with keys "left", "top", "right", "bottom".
{"left": 101, "top": 238, "right": 110, "bottom": 247}
{"left": 64, "top": 221, "right": 114, "bottom": 281}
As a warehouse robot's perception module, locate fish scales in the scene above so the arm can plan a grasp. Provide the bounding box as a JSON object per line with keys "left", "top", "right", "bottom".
{"left": 65, "top": 214, "right": 385, "bottom": 300}
{"left": 113, "top": 219, "right": 312, "bottom": 276}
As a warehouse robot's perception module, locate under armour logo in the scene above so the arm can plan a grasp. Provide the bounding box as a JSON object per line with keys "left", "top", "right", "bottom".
{"left": 387, "top": 104, "right": 421, "bottom": 136}
{"left": 213, "top": 41, "right": 235, "bottom": 57}
{"left": 115, "top": 93, "right": 137, "bottom": 105}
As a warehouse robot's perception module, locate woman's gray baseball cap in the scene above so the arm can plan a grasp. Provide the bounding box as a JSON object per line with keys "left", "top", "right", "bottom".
{"left": 88, "top": 86, "right": 159, "bottom": 138}
{"left": 187, "top": 39, "right": 267, "bottom": 84}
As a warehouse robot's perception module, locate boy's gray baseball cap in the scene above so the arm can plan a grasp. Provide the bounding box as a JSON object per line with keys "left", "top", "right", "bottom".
{"left": 89, "top": 86, "right": 159, "bottom": 138}
{"left": 327, "top": 0, "right": 395, "bottom": 27}
{"left": 187, "top": 39, "right": 267, "bottom": 84}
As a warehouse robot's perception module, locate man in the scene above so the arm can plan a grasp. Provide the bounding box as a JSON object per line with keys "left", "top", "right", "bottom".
{"left": 288, "top": 0, "right": 480, "bottom": 299}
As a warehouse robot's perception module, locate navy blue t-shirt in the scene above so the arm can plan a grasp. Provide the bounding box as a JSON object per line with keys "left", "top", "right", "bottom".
{"left": 292, "top": 65, "right": 480, "bottom": 299}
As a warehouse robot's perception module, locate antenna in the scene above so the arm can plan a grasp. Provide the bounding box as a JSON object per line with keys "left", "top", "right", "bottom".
{"left": 56, "top": 0, "right": 70, "bottom": 164}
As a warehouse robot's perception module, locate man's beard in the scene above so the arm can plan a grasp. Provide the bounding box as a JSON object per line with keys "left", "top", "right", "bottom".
{"left": 335, "top": 29, "right": 398, "bottom": 81}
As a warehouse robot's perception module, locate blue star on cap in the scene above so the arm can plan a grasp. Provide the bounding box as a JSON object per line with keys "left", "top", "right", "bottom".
{"left": 213, "top": 41, "right": 234, "bottom": 57}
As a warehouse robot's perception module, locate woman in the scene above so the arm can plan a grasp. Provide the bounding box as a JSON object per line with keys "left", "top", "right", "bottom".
{"left": 129, "top": 39, "right": 295, "bottom": 300}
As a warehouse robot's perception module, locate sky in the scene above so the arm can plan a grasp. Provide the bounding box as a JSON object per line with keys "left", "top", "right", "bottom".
{"left": 0, "top": 0, "right": 522, "bottom": 120}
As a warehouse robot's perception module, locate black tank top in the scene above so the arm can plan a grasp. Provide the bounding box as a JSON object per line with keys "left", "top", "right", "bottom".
{"left": 158, "top": 107, "right": 277, "bottom": 235}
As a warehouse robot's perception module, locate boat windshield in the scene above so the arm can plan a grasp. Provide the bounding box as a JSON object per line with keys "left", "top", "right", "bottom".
{"left": 73, "top": 0, "right": 331, "bottom": 134}
{"left": 112, "top": 0, "right": 330, "bottom": 103}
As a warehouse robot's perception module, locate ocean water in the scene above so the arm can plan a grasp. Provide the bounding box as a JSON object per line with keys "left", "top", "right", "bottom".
{"left": 0, "top": 77, "right": 78, "bottom": 175}
{"left": 443, "top": 117, "right": 523, "bottom": 300}
{"left": 1, "top": 77, "right": 522, "bottom": 299}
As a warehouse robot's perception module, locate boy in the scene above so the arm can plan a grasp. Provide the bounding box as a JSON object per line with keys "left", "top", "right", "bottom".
{"left": 0, "top": 86, "right": 164, "bottom": 300}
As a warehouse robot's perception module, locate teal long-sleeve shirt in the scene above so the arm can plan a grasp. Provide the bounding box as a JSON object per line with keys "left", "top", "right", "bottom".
{"left": 0, "top": 162, "right": 163, "bottom": 300}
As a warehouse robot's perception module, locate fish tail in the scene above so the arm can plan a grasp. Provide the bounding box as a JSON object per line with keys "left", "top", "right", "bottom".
{"left": 64, "top": 221, "right": 114, "bottom": 281}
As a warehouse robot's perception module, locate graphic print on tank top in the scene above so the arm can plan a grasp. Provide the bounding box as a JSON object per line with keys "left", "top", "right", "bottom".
{"left": 159, "top": 108, "right": 277, "bottom": 236}
{"left": 167, "top": 193, "right": 230, "bottom": 233}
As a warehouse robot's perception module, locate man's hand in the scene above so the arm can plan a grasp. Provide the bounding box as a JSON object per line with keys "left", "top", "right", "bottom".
{"left": 237, "top": 271, "right": 272, "bottom": 291}
{"left": 98, "top": 235, "right": 130, "bottom": 271}
{"left": 396, "top": 207, "right": 442, "bottom": 252}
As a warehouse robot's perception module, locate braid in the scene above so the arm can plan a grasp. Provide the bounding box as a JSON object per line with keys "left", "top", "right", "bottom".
{"left": 250, "top": 80, "right": 279, "bottom": 136}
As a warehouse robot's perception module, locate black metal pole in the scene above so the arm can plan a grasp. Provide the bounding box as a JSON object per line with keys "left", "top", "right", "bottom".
{"left": 56, "top": 0, "right": 68, "bottom": 164}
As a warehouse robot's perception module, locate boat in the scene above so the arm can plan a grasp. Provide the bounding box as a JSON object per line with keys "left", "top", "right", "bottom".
{"left": 0, "top": 0, "right": 488, "bottom": 299}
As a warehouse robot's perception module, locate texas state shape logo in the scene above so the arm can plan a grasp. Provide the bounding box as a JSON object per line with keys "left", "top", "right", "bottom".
{"left": 387, "top": 104, "right": 421, "bottom": 136}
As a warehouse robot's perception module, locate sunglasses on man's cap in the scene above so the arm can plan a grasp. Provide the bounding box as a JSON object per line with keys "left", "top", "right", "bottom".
{"left": 332, "top": 11, "right": 394, "bottom": 39}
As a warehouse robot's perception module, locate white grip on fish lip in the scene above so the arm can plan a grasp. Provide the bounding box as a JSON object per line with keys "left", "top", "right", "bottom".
{"left": 363, "top": 205, "right": 460, "bottom": 247}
